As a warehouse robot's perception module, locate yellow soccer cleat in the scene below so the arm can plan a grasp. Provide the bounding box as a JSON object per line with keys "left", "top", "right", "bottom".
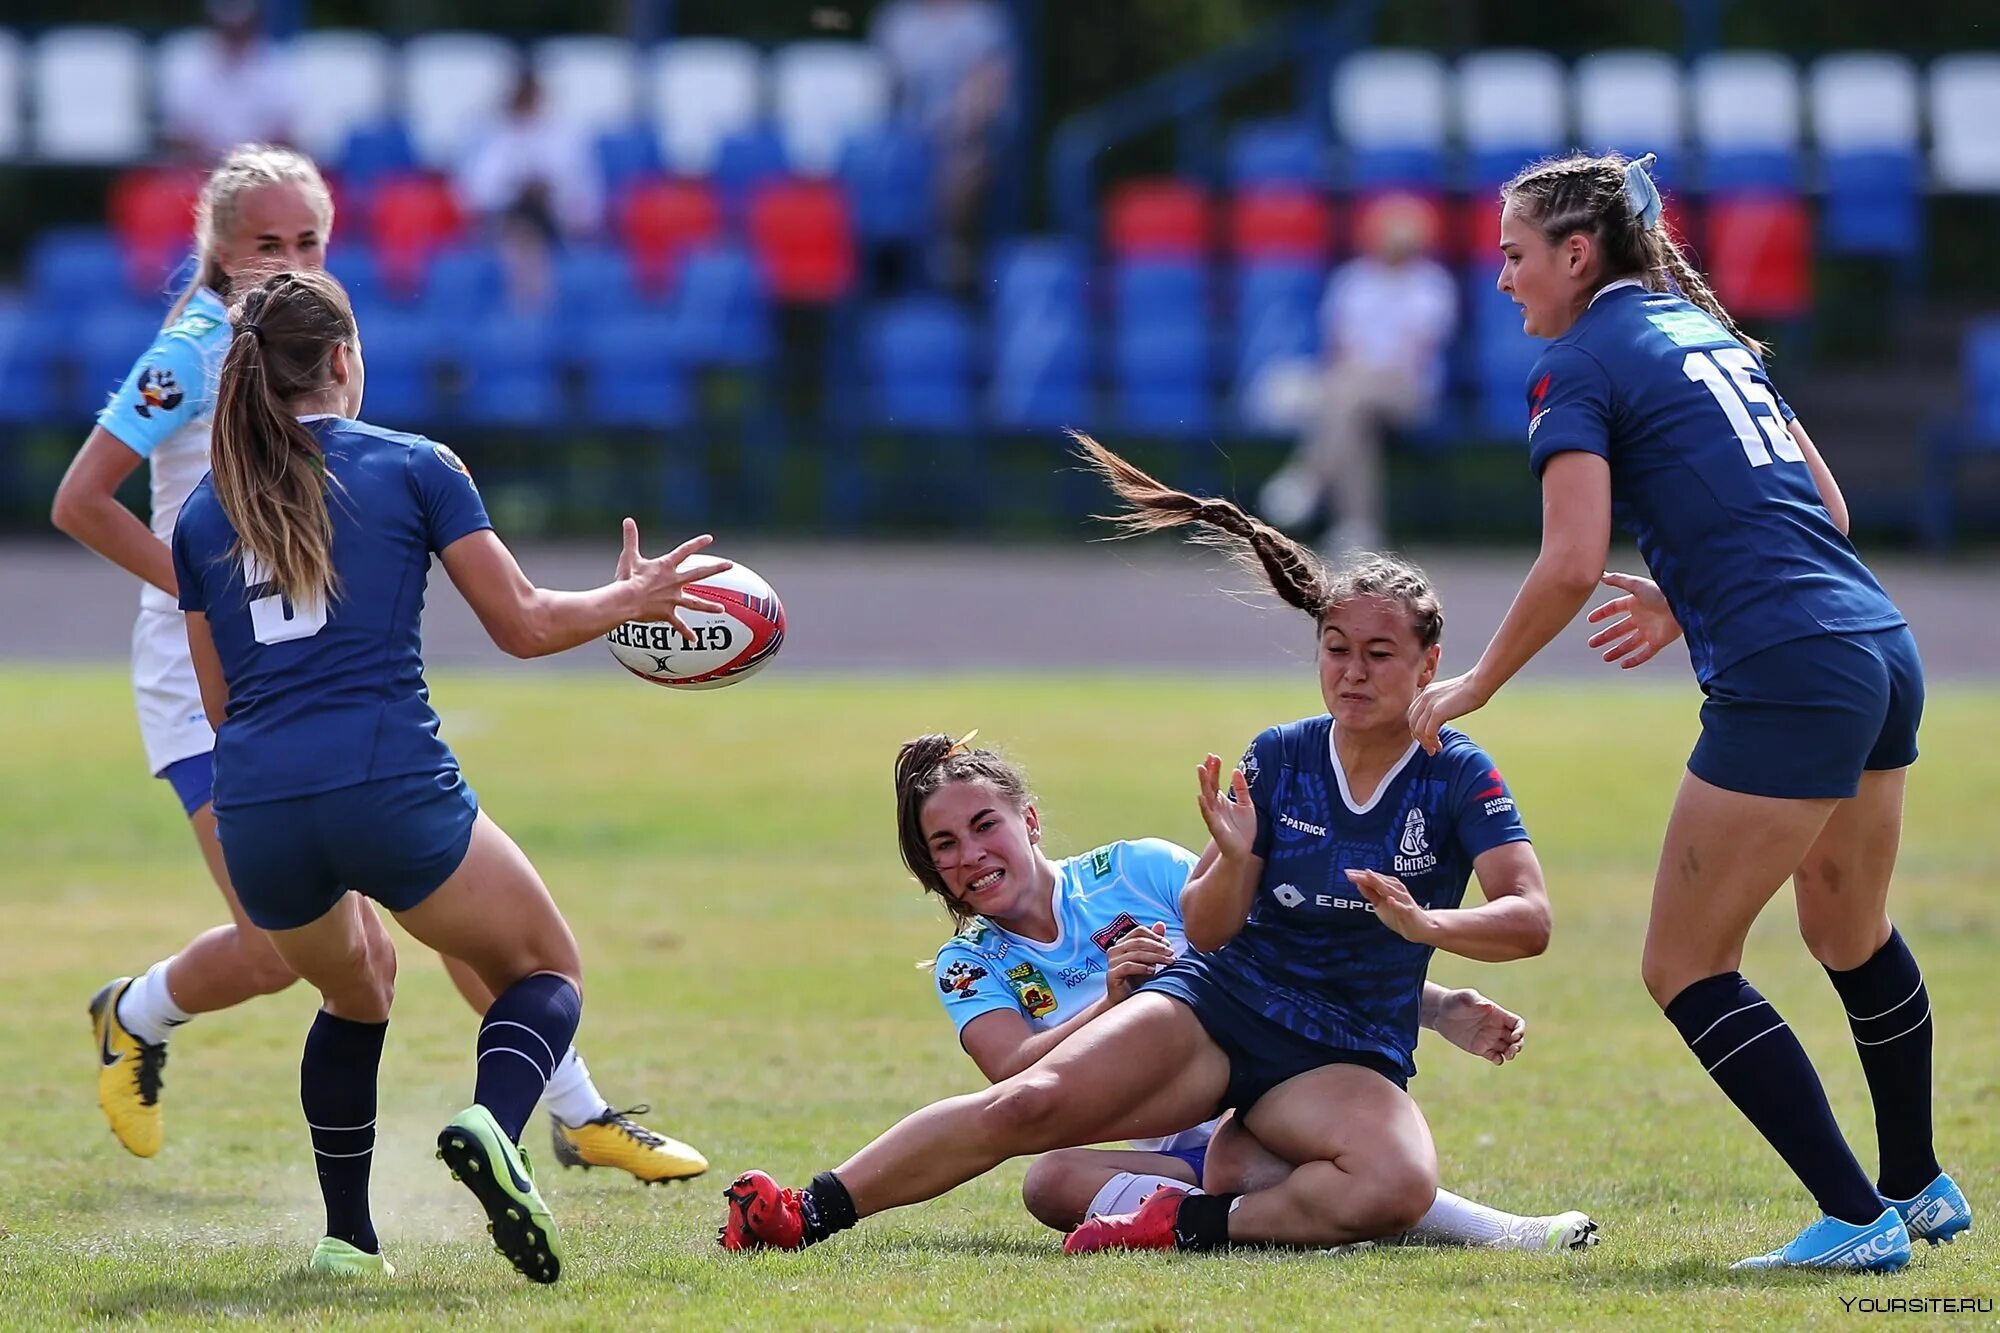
{"left": 309, "top": 1237, "right": 395, "bottom": 1277}
{"left": 88, "top": 978, "right": 166, "bottom": 1158}
{"left": 549, "top": 1104, "right": 708, "bottom": 1184}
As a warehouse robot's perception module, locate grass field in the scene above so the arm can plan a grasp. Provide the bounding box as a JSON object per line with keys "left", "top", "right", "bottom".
{"left": 0, "top": 667, "right": 1994, "bottom": 1330}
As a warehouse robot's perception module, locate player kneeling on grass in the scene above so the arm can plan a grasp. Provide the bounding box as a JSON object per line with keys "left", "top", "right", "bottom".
{"left": 901, "top": 731, "right": 1596, "bottom": 1250}
{"left": 721, "top": 438, "right": 1559, "bottom": 1256}
{"left": 174, "top": 268, "right": 729, "bottom": 1281}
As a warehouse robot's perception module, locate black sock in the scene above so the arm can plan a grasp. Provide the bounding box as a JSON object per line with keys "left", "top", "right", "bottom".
{"left": 302, "top": 1011, "right": 387, "bottom": 1253}
{"left": 474, "top": 973, "right": 582, "bottom": 1143}
{"left": 1665, "top": 972, "right": 1882, "bottom": 1226}
{"left": 1173, "top": 1192, "right": 1239, "bottom": 1251}
{"left": 799, "top": 1171, "right": 857, "bottom": 1245}
{"left": 1826, "top": 929, "right": 1940, "bottom": 1200}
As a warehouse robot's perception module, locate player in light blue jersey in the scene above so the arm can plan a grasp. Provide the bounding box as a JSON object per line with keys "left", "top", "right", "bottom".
{"left": 899, "top": 732, "right": 1594, "bottom": 1250}
{"left": 721, "top": 444, "right": 1556, "bottom": 1257}
{"left": 1408, "top": 152, "right": 1965, "bottom": 1272}
{"left": 52, "top": 146, "right": 704, "bottom": 1192}
{"left": 171, "top": 268, "right": 729, "bottom": 1281}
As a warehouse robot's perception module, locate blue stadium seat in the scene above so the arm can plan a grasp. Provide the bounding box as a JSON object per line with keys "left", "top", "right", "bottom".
{"left": 1823, "top": 149, "right": 1922, "bottom": 258}
{"left": 1967, "top": 321, "right": 2000, "bottom": 443}
{"left": 712, "top": 125, "right": 790, "bottom": 219}
{"left": 1226, "top": 120, "right": 1327, "bottom": 188}
{"left": 30, "top": 227, "right": 127, "bottom": 302}
{"left": 989, "top": 307, "right": 1092, "bottom": 431}
{"left": 988, "top": 238, "right": 1087, "bottom": 324}
{"left": 0, "top": 301, "right": 59, "bottom": 423}
{"left": 1348, "top": 145, "right": 1447, "bottom": 190}
{"left": 457, "top": 319, "right": 565, "bottom": 427}
{"left": 1114, "top": 321, "right": 1213, "bottom": 439}
{"left": 866, "top": 297, "right": 976, "bottom": 431}
{"left": 1232, "top": 261, "right": 1325, "bottom": 407}
{"left": 425, "top": 245, "right": 507, "bottom": 322}
{"left": 838, "top": 125, "right": 934, "bottom": 246}
{"left": 338, "top": 120, "right": 419, "bottom": 188}
{"left": 596, "top": 125, "right": 665, "bottom": 202}
{"left": 1113, "top": 259, "right": 1207, "bottom": 325}
{"left": 328, "top": 245, "right": 387, "bottom": 310}
{"left": 578, "top": 313, "right": 690, "bottom": 427}
{"left": 1702, "top": 147, "right": 1803, "bottom": 192}
{"left": 665, "top": 244, "right": 774, "bottom": 368}
{"left": 73, "top": 302, "right": 166, "bottom": 417}
{"left": 347, "top": 306, "right": 442, "bottom": 422}
{"left": 554, "top": 245, "right": 644, "bottom": 327}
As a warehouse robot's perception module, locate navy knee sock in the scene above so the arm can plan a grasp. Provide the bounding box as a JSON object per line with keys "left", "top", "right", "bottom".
{"left": 302, "top": 1011, "right": 388, "bottom": 1253}
{"left": 1825, "top": 928, "right": 1940, "bottom": 1200}
{"left": 474, "top": 973, "right": 582, "bottom": 1143}
{"left": 1665, "top": 972, "right": 1882, "bottom": 1226}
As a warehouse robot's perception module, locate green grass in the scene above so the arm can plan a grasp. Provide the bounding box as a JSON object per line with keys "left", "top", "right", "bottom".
{"left": 0, "top": 668, "right": 1995, "bottom": 1330}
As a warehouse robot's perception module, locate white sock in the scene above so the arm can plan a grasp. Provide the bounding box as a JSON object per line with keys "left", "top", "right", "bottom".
{"left": 1401, "top": 1188, "right": 1528, "bottom": 1247}
{"left": 116, "top": 958, "right": 191, "bottom": 1047}
{"left": 1084, "top": 1172, "right": 1198, "bottom": 1221}
{"left": 542, "top": 1046, "right": 611, "bottom": 1127}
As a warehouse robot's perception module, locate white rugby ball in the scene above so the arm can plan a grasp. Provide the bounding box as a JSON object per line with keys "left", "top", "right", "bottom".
{"left": 606, "top": 561, "right": 786, "bottom": 690}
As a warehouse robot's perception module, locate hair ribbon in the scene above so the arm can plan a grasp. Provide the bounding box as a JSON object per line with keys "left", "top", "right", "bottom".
{"left": 944, "top": 729, "right": 979, "bottom": 757}
{"left": 1623, "top": 153, "right": 1663, "bottom": 229}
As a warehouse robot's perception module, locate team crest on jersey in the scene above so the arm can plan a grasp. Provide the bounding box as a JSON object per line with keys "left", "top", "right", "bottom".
{"left": 169, "top": 312, "right": 221, "bottom": 340}
{"left": 1237, "top": 742, "right": 1259, "bottom": 794}
{"left": 133, "top": 367, "right": 184, "bottom": 418}
{"left": 1005, "top": 962, "right": 1058, "bottom": 1018}
{"left": 1395, "top": 807, "right": 1438, "bottom": 874}
{"left": 1090, "top": 847, "right": 1113, "bottom": 878}
{"left": 434, "top": 445, "right": 474, "bottom": 482}
{"left": 1090, "top": 911, "right": 1143, "bottom": 953}
{"left": 938, "top": 959, "right": 987, "bottom": 998}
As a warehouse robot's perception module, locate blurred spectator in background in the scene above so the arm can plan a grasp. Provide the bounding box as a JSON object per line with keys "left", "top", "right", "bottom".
{"left": 160, "top": 0, "right": 294, "bottom": 162}
{"left": 1259, "top": 193, "right": 1456, "bottom": 553}
{"left": 454, "top": 69, "right": 604, "bottom": 311}
{"left": 871, "top": 0, "right": 1015, "bottom": 287}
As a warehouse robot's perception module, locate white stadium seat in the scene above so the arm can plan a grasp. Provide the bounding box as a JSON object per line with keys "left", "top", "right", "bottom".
{"left": 1809, "top": 53, "right": 1920, "bottom": 150}
{"left": 289, "top": 30, "right": 394, "bottom": 161}
{"left": 0, "top": 30, "right": 24, "bottom": 159}
{"left": 771, "top": 40, "right": 889, "bottom": 176}
{"left": 32, "top": 26, "right": 149, "bottom": 163}
{"left": 534, "top": 35, "right": 641, "bottom": 137}
{"left": 1691, "top": 51, "right": 1801, "bottom": 149}
{"left": 1574, "top": 49, "right": 1684, "bottom": 154}
{"left": 1929, "top": 54, "right": 2000, "bottom": 190}
{"left": 1455, "top": 49, "right": 1567, "bottom": 150}
{"left": 402, "top": 30, "right": 520, "bottom": 166}
{"left": 650, "top": 38, "right": 763, "bottom": 174}
{"left": 1333, "top": 49, "right": 1448, "bottom": 147}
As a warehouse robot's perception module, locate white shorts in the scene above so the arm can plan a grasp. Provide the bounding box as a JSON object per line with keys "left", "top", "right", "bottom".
{"left": 132, "top": 607, "right": 213, "bottom": 776}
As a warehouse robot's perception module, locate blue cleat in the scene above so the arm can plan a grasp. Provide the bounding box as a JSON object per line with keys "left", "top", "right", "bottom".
{"left": 1732, "top": 1207, "right": 1911, "bottom": 1272}
{"left": 1886, "top": 1173, "right": 1972, "bottom": 1247}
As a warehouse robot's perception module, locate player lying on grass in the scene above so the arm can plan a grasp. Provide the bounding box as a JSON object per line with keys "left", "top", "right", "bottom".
{"left": 900, "top": 730, "right": 1597, "bottom": 1250}
{"left": 721, "top": 440, "right": 1558, "bottom": 1255}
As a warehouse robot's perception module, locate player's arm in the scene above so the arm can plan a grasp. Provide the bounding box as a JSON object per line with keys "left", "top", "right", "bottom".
{"left": 183, "top": 612, "right": 229, "bottom": 729}
{"left": 1348, "top": 840, "right": 1551, "bottom": 962}
{"left": 1788, "top": 419, "right": 1850, "bottom": 536}
{"left": 439, "top": 519, "right": 730, "bottom": 659}
{"left": 50, "top": 428, "right": 177, "bottom": 596}
{"left": 956, "top": 924, "right": 1176, "bottom": 1082}
{"left": 1181, "top": 752, "right": 1263, "bottom": 951}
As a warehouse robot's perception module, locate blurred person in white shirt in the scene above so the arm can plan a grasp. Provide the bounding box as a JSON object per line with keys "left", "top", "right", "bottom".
{"left": 454, "top": 69, "right": 604, "bottom": 311}
{"left": 161, "top": 0, "right": 295, "bottom": 162}
{"left": 1259, "top": 193, "right": 1457, "bottom": 553}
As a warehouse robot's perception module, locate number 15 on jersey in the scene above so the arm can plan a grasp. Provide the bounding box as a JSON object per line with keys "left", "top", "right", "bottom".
{"left": 1682, "top": 347, "right": 1803, "bottom": 468}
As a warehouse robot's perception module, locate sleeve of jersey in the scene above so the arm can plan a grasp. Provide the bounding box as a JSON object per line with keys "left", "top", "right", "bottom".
{"left": 932, "top": 940, "right": 1020, "bottom": 1034}
{"left": 95, "top": 332, "right": 211, "bottom": 459}
{"left": 408, "top": 441, "right": 494, "bottom": 552}
{"left": 1525, "top": 344, "right": 1615, "bottom": 478}
{"left": 1242, "top": 726, "right": 1284, "bottom": 859}
{"left": 1447, "top": 741, "right": 1531, "bottom": 859}
{"left": 1125, "top": 838, "right": 1199, "bottom": 921}
{"left": 171, "top": 508, "right": 205, "bottom": 614}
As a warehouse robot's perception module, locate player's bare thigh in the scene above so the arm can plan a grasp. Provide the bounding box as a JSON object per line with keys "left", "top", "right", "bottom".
{"left": 1793, "top": 767, "right": 1905, "bottom": 971}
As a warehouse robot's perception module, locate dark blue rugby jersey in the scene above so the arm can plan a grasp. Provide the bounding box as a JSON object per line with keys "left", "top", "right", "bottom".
{"left": 1199, "top": 715, "right": 1530, "bottom": 1078}
{"left": 1525, "top": 281, "right": 1903, "bottom": 683}
{"left": 172, "top": 417, "right": 492, "bottom": 809}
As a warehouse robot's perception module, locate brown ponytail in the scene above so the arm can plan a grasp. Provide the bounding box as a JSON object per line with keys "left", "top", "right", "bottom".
{"left": 210, "top": 268, "right": 358, "bottom": 613}
{"left": 894, "top": 733, "right": 1035, "bottom": 925}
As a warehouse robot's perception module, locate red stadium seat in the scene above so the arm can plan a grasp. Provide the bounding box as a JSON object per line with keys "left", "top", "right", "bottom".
{"left": 1705, "top": 197, "right": 1811, "bottom": 320}
{"left": 1105, "top": 178, "right": 1211, "bottom": 258}
{"left": 108, "top": 167, "right": 203, "bottom": 290}
{"left": 746, "top": 178, "right": 855, "bottom": 303}
{"left": 1228, "top": 188, "right": 1334, "bottom": 261}
{"left": 618, "top": 178, "right": 723, "bottom": 292}
{"left": 364, "top": 175, "right": 463, "bottom": 288}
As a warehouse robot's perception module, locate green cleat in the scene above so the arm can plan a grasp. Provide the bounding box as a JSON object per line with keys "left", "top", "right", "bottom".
{"left": 308, "top": 1236, "right": 394, "bottom": 1277}
{"left": 436, "top": 1105, "right": 564, "bottom": 1283}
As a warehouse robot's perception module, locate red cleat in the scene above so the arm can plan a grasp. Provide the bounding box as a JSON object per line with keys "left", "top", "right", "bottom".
{"left": 1063, "top": 1184, "right": 1190, "bottom": 1255}
{"left": 718, "top": 1170, "right": 807, "bottom": 1251}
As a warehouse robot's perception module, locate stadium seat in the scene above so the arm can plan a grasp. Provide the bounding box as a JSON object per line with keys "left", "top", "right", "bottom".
{"left": 1228, "top": 189, "right": 1334, "bottom": 262}
{"left": 838, "top": 125, "right": 934, "bottom": 246}
{"left": 578, "top": 313, "right": 690, "bottom": 427}
{"left": 747, "top": 178, "right": 856, "bottom": 303}
{"left": 665, "top": 243, "right": 774, "bottom": 368}
{"left": 328, "top": 245, "right": 388, "bottom": 310}
{"left": 402, "top": 32, "right": 520, "bottom": 167}
{"left": 1232, "top": 261, "right": 1325, "bottom": 416}
{"left": 1333, "top": 51, "right": 1448, "bottom": 187}
{"left": 0, "top": 31, "right": 23, "bottom": 159}
{"left": 988, "top": 310, "right": 1092, "bottom": 431}
{"left": 365, "top": 176, "right": 464, "bottom": 285}
{"left": 291, "top": 30, "right": 395, "bottom": 163}
{"left": 1929, "top": 54, "right": 2000, "bottom": 191}
{"left": 30, "top": 227, "right": 130, "bottom": 303}
{"left": 1463, "top": 275, "right": 1542, "bottom": 436}
{"left": 1113, "top": 320, "right": 1214, "bottom": 439}
{"left": 1965, "top": 321, "right": 2000, "bottom": 441}
{"left": 1225, "top": 120, "right": 1327, "bottom": 188}
{"left": 1809, "top": 53, "right": 1920, "bottom": 152}
{"left": 349, "top": 305, "right": 443, "bottom": 421}
{"left": 1705, "top": 197, "right": 1812, "bottom": 320}
{"left": 338, "top": 121, "right": 420, "bottom": 188}
{"left": 866, "top": 297, "right": 976, "bottom": 430}
{"left": 1822, "top": 150, "right": 1923, "bottom": 257}
{"left": 457, "top": 319, "right": 565, "bottom": 427}
{"left": 32, "top": 27, "right": 148, "bottom": 163}
{"left": 651, "top": 38, "right": 764, "bottom": 175}
{"left": 1105, "top": 179, "right": 1210, "bottom": 258}
{"left": 1456, "top": 49, "right": 1567, "bottom": 177}
{"left": 534, "top": 35, "right": 642, "bottom": 140}
{"left": 595, "top": 126, "right": 666, "bottom": 205}
{"left": 554, "top": 246, "right": 643, "bottom": 323}
{"left": 617, "top": 178, "right": 723, "bottom": 291}
{"left": 1574, "top": 49, "right": 1685, "bottom": 162}
{"left": 1113, "top": 258, "right": 1208, "bottom": 326}
{"left": 713, "top": 125, "right": 791, "bottom": 219}
{"left": 0, "top": 300, "right": 58, "bottom": 423}
{"left": 108, "top": 169, "right": 203, "bottom": 292}
{"left": 424, "top": 245, "right": 507, "bottom": 322}
{"left": 74, "top": 301, "right": 165, "bottom": 416}
{"left": 1692, "top": 52, "right": 1802, "bottom": 190}
{"left": 988, "top": 237, "right": 1088, "bottom": 325}
{"left": 772, "top": 41, "right": 891, "bottom": 177}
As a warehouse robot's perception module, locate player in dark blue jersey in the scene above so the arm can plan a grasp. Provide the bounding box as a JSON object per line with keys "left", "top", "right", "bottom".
{"left": 1407, "top": 151, "right": 1967, "bottom": 1271}
{"left": 172, "top": 268, "right": 730, "bottom": 1283}
{"left": 719, "top": 440, "right": 1552, "bottom": 1257}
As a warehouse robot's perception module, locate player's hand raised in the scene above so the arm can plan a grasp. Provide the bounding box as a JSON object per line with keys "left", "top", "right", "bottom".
{"left": 1586, "top": 571, "right": 1682, "bottom": 670}
{"left": 1433, "top": 987, "right": 1526, "bottom": 1066}
{"left": 1104, "top": 922, "right": 1174, "bottom": 1003}
{"left": 1347, "top": 868, "right": 1437, "bottom": 944}
{"left": 616, "top": 519, "right": 733, "bottom": 643}
{"left": 1195, "top": 754, "right": 1258, "bottom": 862}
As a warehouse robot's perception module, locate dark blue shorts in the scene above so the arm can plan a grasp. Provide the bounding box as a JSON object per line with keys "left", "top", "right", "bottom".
{"left": 1141, "top": 960, "right": 1409, "bottom": 1114}
{"left": 1690, "top": 626, "right": 1924, "bottom": 800}
{"left": 1157, "top": 1142, "right": 1209, "bottom": 1180}
{"left": 215, "top": 771, "right": 479, "bottom": 931}
{"left": 159, "top": 751, "right": 215, "bottom": 817}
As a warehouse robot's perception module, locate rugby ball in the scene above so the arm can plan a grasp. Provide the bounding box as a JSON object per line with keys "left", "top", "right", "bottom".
{"left": 606, "top": 561, "right": 786, "bottom": 690}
